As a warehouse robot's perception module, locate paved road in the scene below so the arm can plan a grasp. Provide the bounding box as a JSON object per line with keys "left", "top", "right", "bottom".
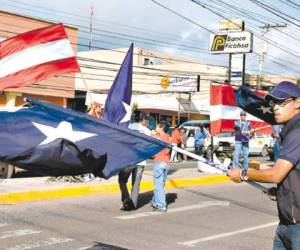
{"left": 0, "top": 181, "right": 278, "bottom": 250}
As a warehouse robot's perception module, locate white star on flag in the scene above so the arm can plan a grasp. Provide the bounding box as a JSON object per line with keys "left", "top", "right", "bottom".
{"left": 258, "top": 106, "right": 273, "bottom": 114}
{"left": 32, "top": 121, "right": 97, "bottom": 145}
{"left": 119, "top": 101, "right": 132, "bottom": 123}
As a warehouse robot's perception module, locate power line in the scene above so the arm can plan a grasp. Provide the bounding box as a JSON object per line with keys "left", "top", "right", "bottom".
{"left": 0, "top": 24, "right": 227, "bottom": 68}
{"left": 148, "top": 0, "right": 214, "bottom": 34}
{"left": 276, "top": 0, "right": 300, "bottom": 12}
{"left": 149, "top": 0, "right": 300, "bottom": 73}
{"left": 249, "top": 0, "right": 300, "bottom": 29}
{"left": 0, "top": 0, "right": 204, "bottom": 46}
{"left": 1, "top": 0, "right": 299, "bottom": 76}
{"left": 0, "top": 0, "right": 298, "bottom": 72}
{"left": 284, "top": 0, "right": 300, "bottom": 9}
{"left": 189, "top": 0, "right": 300, "bottom": 73}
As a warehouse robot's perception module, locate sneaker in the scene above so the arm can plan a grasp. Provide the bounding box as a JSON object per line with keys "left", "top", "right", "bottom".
{"left": 120, "top": 199, "right": 134, "bottom": 211}
{"left": 153, "top": 207, "right": 167, "bottom": 213}
{"left": 120, "top": 203, "right": 126, "bottom": 211}
{"left": 151, "top": 203, "right": 158, "bottom": 210}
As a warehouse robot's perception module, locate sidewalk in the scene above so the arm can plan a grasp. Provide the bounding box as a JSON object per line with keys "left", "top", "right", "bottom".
{"left": 0, "top": 163, "right": 230, "bottom": 205}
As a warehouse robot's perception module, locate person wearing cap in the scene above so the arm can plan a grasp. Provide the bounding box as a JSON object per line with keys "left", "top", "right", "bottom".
{"left": 118, "top": 112, "right": 151, "bottom": 211}
{"left": 232, "top": 110, "right": 252, "bottom": 170}
{"left": 228, "top": 81, "right": 300, "bottom": 249}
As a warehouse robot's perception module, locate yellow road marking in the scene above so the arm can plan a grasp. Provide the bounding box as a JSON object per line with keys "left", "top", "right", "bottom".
{"left": 0, "top": 175, "right": 230, "bottom": 204}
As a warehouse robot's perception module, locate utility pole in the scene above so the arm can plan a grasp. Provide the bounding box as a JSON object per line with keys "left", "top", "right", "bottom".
{"left": 258, "top": 23, "right": 287, "bottom": 88}
{"left": 177, "top": 92, "right": 181, "bottom": 125}
{"left": 88, "top": 5, "right": 94, "bottom": 51}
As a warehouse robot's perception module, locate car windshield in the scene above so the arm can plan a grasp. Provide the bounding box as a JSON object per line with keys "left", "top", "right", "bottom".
{"left": 180, "top": 120, "right": 209, "bottom": 128}
{"left": 255, "top": 134, "right": 264, "bottom": 138}
{"left": 217, "top": 132, "right": 234, "bottom": 137}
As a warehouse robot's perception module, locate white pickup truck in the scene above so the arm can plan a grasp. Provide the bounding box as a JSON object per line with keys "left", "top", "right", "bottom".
{"left": 182, "top": 124, "right": 273, "bottom": 157}
{"left": 216, "top": 132, "right": 273, "bottom": 157}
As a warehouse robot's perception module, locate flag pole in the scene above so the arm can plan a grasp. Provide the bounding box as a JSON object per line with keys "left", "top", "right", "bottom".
{"left": 172, "top": 146, "right": 269, "bottom": 193}
{"left": 88, "top": 5, "right": 94, "bottom": 51}
{"left": 250, "top": 124, "right": 271, "bottom": 133}
{"left": 80, "top": 72, "right": 93, "bottom": 104}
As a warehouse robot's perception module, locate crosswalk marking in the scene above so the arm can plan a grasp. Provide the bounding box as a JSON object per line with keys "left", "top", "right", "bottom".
{"left": 0, "top": 229, "right": 40, "bottom": 239}
{"left": 78, "top": 247, "right": 92, "bottom": 250}
{"left": 116, "top": 201, "right": 230, "bottom": 220}
{"left": 178, "top": 221, "right": 278, "bottom": 247}
{"left": 6, "top": 237, "right": 73, "bottom": 250}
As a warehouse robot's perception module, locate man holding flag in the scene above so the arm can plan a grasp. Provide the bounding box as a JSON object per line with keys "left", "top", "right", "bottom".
{"left": 232, "top": 111, "right": 252, "bottom": 171}
{"left": 102, "top": 44, "right": 152, "bottom": 211}
{"left": 119, "top": 112, "right": 151, "bottom": 211}
{"left": 228, "top": 81, "right": 300, "bottom": 249}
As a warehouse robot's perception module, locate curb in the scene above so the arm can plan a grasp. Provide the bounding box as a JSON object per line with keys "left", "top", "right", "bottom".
{"left": 0, "top": 175, "right": 230, "bottom": 204}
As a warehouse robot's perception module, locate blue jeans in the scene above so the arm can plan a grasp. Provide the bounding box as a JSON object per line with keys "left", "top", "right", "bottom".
{"left": 273, "top": 223, "right": 300, "bottom": 250}
{"left": 152, "top": 161, "right": 169, "bottom": 209}
{"left": 274, "top": 142, "right": 280, "bottom": 162}
{"left": 232, "top": 142, "right": 249, "bottom": 170}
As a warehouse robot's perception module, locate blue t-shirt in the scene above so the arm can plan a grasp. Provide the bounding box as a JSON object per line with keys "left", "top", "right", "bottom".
{"left": 194, "top": 129, "right": 207, "bottom": 147}
{"left": 276, "top": 114, "right": 300, "bottom": 224}
{"left": 234, "top": 120, "right": 251, "bottom": 143}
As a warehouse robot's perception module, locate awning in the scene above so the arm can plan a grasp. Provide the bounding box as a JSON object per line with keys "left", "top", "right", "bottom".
{"left": 86, "top": 93, "right": 210, "bottom": 115}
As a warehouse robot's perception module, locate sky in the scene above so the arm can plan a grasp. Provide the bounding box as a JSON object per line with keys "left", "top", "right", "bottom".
{"left": 0, "top": 0, "right": 300, "bottom": 78}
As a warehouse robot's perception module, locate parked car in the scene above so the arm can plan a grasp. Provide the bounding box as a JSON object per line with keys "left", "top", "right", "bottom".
{"left": 180, "top": 120, "right": 209, "bottom": 128}
{"left": 180, "top": 121, "right": 218, "bottom": 154}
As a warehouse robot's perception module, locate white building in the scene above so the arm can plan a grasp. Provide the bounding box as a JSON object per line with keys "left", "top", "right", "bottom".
{"left": 75, "top": 47, "right": 228, "bottom": 125}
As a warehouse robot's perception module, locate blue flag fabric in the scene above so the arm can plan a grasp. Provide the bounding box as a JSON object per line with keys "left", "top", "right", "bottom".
{"left": 0, "top": 99, "right": 168, "bottom": 178}
{"left": 235, "top": 85, "right": 277, "bottom": 125}
{"left": 103, "top": 43, "right": 133, "bottom": 126}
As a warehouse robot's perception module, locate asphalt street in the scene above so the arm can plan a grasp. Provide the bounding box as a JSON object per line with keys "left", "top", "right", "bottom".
{"left": 0, "top": 180, "right": 278, "bottom": 250}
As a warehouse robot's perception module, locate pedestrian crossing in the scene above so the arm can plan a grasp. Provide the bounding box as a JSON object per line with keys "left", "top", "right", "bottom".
{"left": 6, "top": 238, "right": 73, "bottom": 250}
{"left": 0, "top": 229, "right": 40, "bottom": 239}
{"left": 0, "top": 222, "right": 93, "bottom": 250}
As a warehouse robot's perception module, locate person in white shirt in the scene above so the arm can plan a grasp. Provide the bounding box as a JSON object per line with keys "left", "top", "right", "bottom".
{"left": 118, "top": 112, "right": 151, "bottom": 211}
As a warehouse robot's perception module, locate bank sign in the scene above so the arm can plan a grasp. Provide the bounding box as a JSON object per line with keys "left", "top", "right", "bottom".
{"left": 210, "top": 31, "right": 253, "bottom": 54}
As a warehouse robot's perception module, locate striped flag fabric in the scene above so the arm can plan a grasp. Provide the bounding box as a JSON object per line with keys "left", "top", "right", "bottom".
{"left": 0, "top": 23, "right": 80, "bottom": 90}
{"left": 210, "top": 84, "right": 272, "bottom": 136}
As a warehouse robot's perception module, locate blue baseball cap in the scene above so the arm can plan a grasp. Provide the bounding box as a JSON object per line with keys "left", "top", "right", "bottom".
{"left": 240, "top": 111, "right": 246, "bottom": 116}
{"left": 265, "top": 81, "right": 300, "bottom": 102}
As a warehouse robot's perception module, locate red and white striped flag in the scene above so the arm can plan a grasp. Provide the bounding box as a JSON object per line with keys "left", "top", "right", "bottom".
{"left": 210, "top": 84, "right": 271, "bottom": 136}
{"left": 0, "top": 23, "right": 80, "bottom": 90}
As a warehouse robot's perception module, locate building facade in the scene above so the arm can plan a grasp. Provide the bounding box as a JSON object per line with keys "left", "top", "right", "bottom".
{"left": 75, "top": 47, "right": 228, "bottom": 125}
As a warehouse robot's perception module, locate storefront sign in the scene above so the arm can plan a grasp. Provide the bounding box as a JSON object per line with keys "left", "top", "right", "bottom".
{"left": 210, "top": 31, "right": 253, "bottom": 54}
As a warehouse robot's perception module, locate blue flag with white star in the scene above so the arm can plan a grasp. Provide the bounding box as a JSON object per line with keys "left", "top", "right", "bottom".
{"left": 0, "top": 99, "right": 168, "bottom": 178}
{"left": 103, "top": 43, "right": 133, "bottom": 126}
{"left": 235, "top": 85, "right": 277, "bottom": 125}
